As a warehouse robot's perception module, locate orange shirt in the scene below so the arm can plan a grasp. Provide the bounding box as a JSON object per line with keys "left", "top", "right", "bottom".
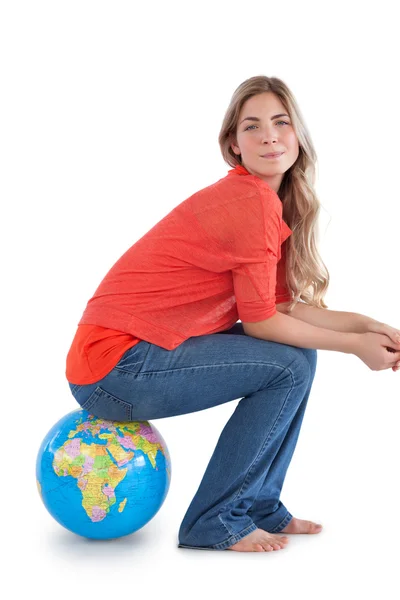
{"left": 66, "top": 164, "right": 293, "bottom": 385}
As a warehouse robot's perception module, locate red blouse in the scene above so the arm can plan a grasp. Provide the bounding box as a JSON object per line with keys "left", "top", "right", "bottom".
{"left": 66, "top": 164, "right": 293, "bottom": 384}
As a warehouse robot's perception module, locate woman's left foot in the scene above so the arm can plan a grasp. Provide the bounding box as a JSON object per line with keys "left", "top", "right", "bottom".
{"left": 281, "top": 517, "right": 323, "bottom": 534}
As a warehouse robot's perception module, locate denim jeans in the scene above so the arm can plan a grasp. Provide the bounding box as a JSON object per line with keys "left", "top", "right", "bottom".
{"left": 68, "top": 322, "right": 317, "bottom": 551}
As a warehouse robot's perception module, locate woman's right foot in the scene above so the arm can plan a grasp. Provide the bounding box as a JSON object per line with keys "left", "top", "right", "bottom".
{"left": 227, "top": 527, "right": 289, "bottom": 552}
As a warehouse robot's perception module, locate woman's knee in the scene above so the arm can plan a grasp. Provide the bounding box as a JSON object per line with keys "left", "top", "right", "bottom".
{"left": 298, "top": 348, "right": 318, "bottom": 380}
{"left": 281, "top": 346, "right": 315, "bottom": 383}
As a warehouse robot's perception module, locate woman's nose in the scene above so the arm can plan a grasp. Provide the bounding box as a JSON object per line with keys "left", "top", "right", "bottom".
{"left": 260, "top": 129, "right": 279, "bottom": 143}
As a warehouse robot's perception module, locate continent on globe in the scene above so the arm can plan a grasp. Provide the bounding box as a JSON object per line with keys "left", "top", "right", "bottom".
{"left": 36, "top": 410, "right": 171, "bottom": 540}
{"left": 52, "top": 416, "right": 169, "bottom": 523}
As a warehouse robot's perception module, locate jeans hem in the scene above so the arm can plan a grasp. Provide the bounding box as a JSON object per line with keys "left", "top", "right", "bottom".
{"left": 177, "top": 544, "right": 221, "bottom": 551}
{"left": 178, "top": 522, "right": 258, "bottom": 551}
{"left": 268, "top": 511, "right": 293, "bottom": 533}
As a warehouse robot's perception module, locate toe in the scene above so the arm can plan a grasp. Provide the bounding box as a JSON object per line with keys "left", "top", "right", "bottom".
{"left": 271, "top": 542, "right": 282, "bottom": 550}
{"left": 279, "top": 535, "right": 289, "bottom": 543}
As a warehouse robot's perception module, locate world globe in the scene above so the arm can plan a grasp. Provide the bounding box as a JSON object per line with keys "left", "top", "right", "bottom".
{"left": 36, "top": 409, "right": 171, "bottom": 540}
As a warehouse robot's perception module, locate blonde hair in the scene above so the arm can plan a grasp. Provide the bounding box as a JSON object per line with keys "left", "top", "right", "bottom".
{"left": 218, "top": 75, "right": 330, "bottom": 313}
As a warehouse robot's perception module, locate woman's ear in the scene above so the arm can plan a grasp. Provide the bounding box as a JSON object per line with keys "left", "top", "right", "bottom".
{"left": 230, "top": 137, "right": 240, "bottom": 156}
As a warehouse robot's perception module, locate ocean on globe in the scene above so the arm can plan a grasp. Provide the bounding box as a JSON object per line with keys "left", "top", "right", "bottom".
{"left": 36, "top": 409, "right": 171, "bottom": 540}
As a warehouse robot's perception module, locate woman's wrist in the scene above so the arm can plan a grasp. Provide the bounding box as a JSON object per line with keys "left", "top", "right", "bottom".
{"left": 363, "top": 317, "right": 383, "bottom": 334}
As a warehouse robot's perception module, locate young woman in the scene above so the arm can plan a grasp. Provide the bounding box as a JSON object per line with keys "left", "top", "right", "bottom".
{"left": 66, "top": 75, "right": 400, "bottom": 552}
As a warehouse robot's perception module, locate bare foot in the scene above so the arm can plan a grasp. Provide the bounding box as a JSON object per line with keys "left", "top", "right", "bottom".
{"left": 281, "top": 517, "right": 323, "bottom": 534}
{"left": 227, "top": 528, "right": 289, "bottom": 552}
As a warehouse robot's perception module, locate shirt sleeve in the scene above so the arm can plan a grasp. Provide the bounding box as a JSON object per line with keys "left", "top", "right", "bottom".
{"left": 232, "top": 261, "right": 278, "bottom": 321}
{"left": 190, "top": 178, "right": 293, "bottom": 322}
{"left": 231, "top": 190, "right": 292, "bottom": 322}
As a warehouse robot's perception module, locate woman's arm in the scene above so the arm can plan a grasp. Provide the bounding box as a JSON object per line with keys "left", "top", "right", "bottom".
{"left": 242, "top": 310, "right": 357, "bottom": 353}
{"left": 277, "top": 301, "right": 379, "bottom": 334}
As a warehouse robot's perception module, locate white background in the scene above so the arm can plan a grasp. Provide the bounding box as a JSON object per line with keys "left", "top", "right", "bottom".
{"left": 2, "top": 0, "right": 399, "bottom": 598}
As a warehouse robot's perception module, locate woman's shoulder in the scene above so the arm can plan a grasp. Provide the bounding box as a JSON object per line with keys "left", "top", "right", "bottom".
{"left": 186, "top": 170, "right": 275, "bottom": 217}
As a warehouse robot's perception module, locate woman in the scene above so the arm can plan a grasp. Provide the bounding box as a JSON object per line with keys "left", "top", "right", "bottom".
{"left": 66, "top": 75, "right": 400, "bottom": 552}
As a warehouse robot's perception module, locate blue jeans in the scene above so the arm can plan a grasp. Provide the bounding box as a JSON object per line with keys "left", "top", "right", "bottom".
{"left": 68, "top": 323, "right": 317, "bottom": 550}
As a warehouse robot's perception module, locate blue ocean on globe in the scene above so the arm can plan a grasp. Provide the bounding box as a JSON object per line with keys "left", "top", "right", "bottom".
{"left": 36, "top": 409, "right": 171, "bottom": 540}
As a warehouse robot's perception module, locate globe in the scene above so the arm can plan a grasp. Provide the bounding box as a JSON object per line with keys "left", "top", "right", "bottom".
{"left": 36, "top": 409, "right": 171, "bottom": 540}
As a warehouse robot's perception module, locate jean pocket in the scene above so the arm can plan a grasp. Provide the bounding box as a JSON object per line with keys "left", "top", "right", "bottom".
{"left": 80, "top": 386, "right": 133, "bottom": 422}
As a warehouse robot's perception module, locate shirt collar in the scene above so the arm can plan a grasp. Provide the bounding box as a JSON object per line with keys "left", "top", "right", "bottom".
{"left": 227, "top": 164, "right": 250, "bottom": 177}
{"left": 226, "top": 163, "right": 285, "bottom": 206}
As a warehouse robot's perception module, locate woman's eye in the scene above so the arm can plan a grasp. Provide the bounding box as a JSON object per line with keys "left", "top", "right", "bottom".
{"left": 245, "top": 121, "right": 289, "bottom": 131}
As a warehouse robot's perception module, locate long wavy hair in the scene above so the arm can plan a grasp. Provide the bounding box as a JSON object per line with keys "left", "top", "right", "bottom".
{"left": 218, "top": 75, "right": 330, "bottom": 313}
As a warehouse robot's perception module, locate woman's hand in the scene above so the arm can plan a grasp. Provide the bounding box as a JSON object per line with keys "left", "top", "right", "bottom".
{"left": 367, "top": 321, "right": 400, "bottom": 371}
{"left": 353, "top": 330, "right": 400, "bottom": 372}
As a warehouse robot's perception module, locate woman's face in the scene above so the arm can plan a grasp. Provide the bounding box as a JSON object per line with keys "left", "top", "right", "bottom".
{"left": 230, "top": 92, "right": 300, "bottom": 193}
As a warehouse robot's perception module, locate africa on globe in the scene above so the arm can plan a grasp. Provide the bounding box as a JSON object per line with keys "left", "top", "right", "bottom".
{"left": 36, "top": 409, "right": 171, "bottom": 540}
